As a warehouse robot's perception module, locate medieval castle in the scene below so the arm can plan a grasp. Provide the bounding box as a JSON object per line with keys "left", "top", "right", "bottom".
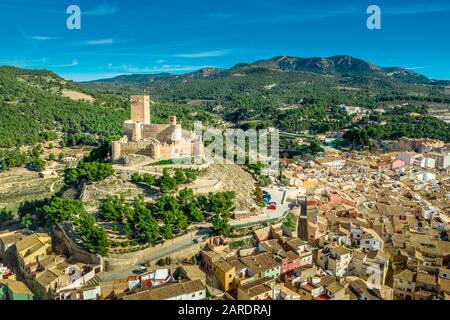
{"left": 112, "top": 95, "right": 204, "bottom": 162}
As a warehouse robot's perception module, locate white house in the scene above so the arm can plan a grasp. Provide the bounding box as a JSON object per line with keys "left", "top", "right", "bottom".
{"left": 421, "top": 206, "right": 440, "bottom": 220}
{"left": 415, "top": 172, "right": 436, "bottom": 182}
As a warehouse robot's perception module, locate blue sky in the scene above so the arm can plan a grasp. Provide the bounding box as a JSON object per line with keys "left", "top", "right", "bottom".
{"left": 0, "top": 0, "right": 449, "bottom": 81}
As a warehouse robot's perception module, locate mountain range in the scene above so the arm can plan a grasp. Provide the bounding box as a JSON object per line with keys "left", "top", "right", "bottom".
{"left": 0, "top": 55, "right": 449, "bottom": 149}
{"left": 86, "top": 55, "right": 447, "bottom": 86}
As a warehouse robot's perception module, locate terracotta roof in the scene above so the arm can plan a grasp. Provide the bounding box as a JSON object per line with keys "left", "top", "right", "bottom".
{"left": 416, "top": 272, "right": 437, "bottom": 286}
{"left": 240, "top": 253, "right": 281, "bottom": 275}
{"left": 439, "top": 278, "right": 450, "bottom": 293}
{"left": 214, "top": 258, "right": 234, "bottom": 273}
{"left": 123, "top": 279, "right": 205, "bottom": 300}
{"left": 240, "top": 278, "right": 273, "bottom": 298}
{"left": 394, "top": 269, "right": 416, "bottom": 283}
{"left": 0, "top": 279, "right": 33, "bottom": 296}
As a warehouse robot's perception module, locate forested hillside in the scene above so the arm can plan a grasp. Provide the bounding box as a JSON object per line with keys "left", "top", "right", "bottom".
{"left": 1, "top": 54, "right": 449, "bottom": 150}
{"left": 0, "top": 67, "right": 219, "bottom": 148}
{"left": 84, "top": 56, "right": 450, "bottom": 143}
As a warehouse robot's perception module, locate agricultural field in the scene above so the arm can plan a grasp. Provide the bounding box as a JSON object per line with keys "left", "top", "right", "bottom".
{"left": 0, "top": 167, "right": 64, "bottom": 214}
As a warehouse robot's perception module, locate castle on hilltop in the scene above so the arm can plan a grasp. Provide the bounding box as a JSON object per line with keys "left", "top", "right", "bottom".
{"left": 112, "top": 95, "right": 204, "bottom": 162}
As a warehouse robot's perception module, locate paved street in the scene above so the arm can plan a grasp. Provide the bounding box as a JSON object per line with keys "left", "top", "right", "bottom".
{"left": 97, "top": 229, "right": 209, "bottom": 282}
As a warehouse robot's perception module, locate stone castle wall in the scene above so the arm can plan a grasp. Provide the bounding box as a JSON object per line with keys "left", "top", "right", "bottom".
{"left": 119, "top": 141, "right": 158, "bottom": 157}
{"left": 103, "top": 230, "right": 205, "bottom": 271}
{"left": 52, "top": 224, "right": 103, "bottom": 269}
{"left": 141, "top": 124, "right": 181, "bottom": 144}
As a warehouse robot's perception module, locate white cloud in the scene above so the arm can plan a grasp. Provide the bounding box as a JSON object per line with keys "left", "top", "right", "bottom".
{"left": 109, "top": 64, "right": 214, "bottom": 74}
{"left": 84, "top": 5, "right": 117, "bottom": 16}
{"left": 51, "top": 59, "right": 79, "bottom": 68}
{"left": 0, "top": 57, "right": 46, "bottom": 68}
{"left": 405, "top": 66, "right": 426, "bottom": 70}
{"left": 385, "top": 4, "right": 450, "bottom": 15}
{"left": 32, "top": 36, "right": 60, "bottom": 41}
{"left": 86, "top": 39, "right": 114, "bottom": 46}
{"left": 173, "top": 50, "right": 231, "bottom": 58}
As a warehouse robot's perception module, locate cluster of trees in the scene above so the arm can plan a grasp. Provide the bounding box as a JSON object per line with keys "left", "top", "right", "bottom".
{"left": 75, "top": 212, "right": 110, "bottom": 256}
{"left": 17, "top": 198, "right": 50, "bottom": 229}
{"left": 131, "top": 168, "right": 200, "bottom": 194}
{"left": 283, "top": 213, "right": 297, "bottom": 231}
{"left": 282, "top": 140, "right": 324, "bottom": 158}
{"left": 0, "top": 67, "right": 129, "bottom": 148}
{"left": 131, "top": 173, "right": 155, "bottom": 187}
{"left": 344, "top": 113, "right": 450, "bottom": 148}
{"left": 99, "top": 195, "right": 169, "bottom": 243}
{"left": 199, "top": 191, "right": 235, "bottom": 236}
{"left": 0, "top": 66, "right": 223, "bottom": 149}
{"left": 0, "top": 208, "right": 13, "bottom": 223}
{"left": 99, "top": 189, "right": 235, "bottom": 243}
{"left": 43, "top": 197, "right": 109, "bottom": 255}
{"left": 62, "top": 133, "right": 99, "bottom": 147}
{"left": 0, "top": 144, "right": 46, "bottom": 172}
{"left": 15, "top": 196, "right": 110, "bottom": 256}
{"left": 64, "top": 161, "right": 114, "bottom": 186}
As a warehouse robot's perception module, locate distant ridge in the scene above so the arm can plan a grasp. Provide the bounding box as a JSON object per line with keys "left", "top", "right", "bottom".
{"left": 85, "top": 55, "right": 436, "bottom": 85}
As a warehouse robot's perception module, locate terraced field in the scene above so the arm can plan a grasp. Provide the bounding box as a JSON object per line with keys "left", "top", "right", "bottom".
{"left": 0, "top": 168, "right": 63, "bottom": 214}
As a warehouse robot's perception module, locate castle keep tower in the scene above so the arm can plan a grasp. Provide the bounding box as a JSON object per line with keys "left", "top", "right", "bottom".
{"left": 130, "top": 95, "right": 151, "bottom": 124}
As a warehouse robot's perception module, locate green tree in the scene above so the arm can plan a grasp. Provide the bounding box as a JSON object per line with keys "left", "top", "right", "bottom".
{"left": 134, "top": 197, "right": 160, "bottom": 243}
{"left": 142, "top": 174, "right": 155, "bottom": 187}
{"left": 99, "top": 195, "right": 132, "bottom": 222}
{"left": 0, "top": 209, "right": 13, "bottom": 223}
{"left": 159, "top": 169, "right": 178, "bottom": 194}
{"left": 186, "top": 202, "right": 204, "bottom": 223}
{"left": 283, "top": 213, "right": 296, "bottom": 231}
{"left": 162, "top": 224, "right": 174, "bottom": 240}
{"left": 77, "top": 212, "right": 109, "bottom": 256}
{"left": 43, "top": 197, "right": 85, "bottom": 223}
{"left": 27, "top": 158, "right": 46, "bottom": 172}
{"left": 21, "top": 214, "right": 33, "bottom": 229}
{"left": 174, "top": 169, "right": 187, "bottom": 184}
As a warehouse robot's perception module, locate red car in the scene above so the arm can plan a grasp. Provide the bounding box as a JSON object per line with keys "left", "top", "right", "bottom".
{"left": 267, "top": 203, "right": 277, "bottom": 210}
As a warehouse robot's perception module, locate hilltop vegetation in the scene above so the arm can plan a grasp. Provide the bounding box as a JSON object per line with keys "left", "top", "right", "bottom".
{"left": 0, "top": 66, "right": 219, "bottom": 149}
{"left": 84, "top": 56, "right": 450, "bottom": 142}
{"left": 1, "top": 55, "right": 449, "bottom": 152}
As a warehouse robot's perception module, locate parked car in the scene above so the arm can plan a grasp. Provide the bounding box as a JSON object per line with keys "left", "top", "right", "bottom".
{"left": 133, "top": 266, "right": 148, "bottom": 275}
{"left": 267, "top": 203, "right": 277, "bottom": 210}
